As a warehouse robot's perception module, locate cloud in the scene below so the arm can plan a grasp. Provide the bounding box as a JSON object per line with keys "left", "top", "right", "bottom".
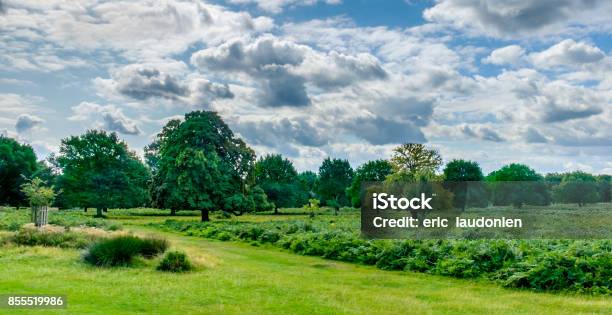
{"left": 341, "top": 115, "right": 426, "bottom": 145}
{"left": 15, "top": 114, "right": 44, "bottom": 133}
{"left": 542, "top": 105, "right": 603, "bottom": 123}
{"left": 424, "top": 0, "right": 612, "bottom": 38}
{"left": 227, "top": 0, "right": 341, "bottom": 14}
{"left": 298, "top": 51, "right": 387, "bottom": 88}
{"left": 258, "top": 67, "right": 311, "bottom": 107}
{"left": 233, "top": 116, "right": 329, "bottom": 149}
{"left": 460, "top": 125, "right": 504, "bottom": 142}
{"left": 116, "top": 68, "right": 189, "bottom": 100}
{"left": 524, "top": 127, "right": 548, "bottom": 143}
{"left": 94, "top": 65, "right": 234, "bottom": 107}
{"left": 70, "top": 102, "right": 142, "bottom": 135}
{"left": 530, "top": 39, "right": 605, "bottom": 69}
{"left": 483, "top": 45, "right": 525, "bottom": 65}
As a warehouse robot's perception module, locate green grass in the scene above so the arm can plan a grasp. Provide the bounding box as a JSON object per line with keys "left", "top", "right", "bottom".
{"left": 1, "top": 206, "right": 611, "bottom": 313}
{"left": 1, "top": 227, "right": 610, "bottom": 314}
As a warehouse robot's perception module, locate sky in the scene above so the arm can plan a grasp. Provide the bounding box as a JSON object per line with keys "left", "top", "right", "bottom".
{"left": 0, "top": 0, "right": 611, "bottom": 174}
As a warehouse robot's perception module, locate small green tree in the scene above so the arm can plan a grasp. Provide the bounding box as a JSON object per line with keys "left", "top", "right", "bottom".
{"left": 389, "top": 143, "right": 442, "bottom": 178}
{"left": 254, "top": 154, "right": 300, "bottom": 213}
{"left": 346, "top": 159, "right": 392, "bottom": 207}
{"left": 317, "top": 158, "right": 353, "bottom": 210}
{"left": 21, "top": 178, "right": 56, "bottom": 227}
{"left": 596, "top": 175, "right": 611, "bottom": 203}
{"left": 486, "top": 163, "right": 549, "bottom": 208}
{"left": 554, "top": 171, "right": 599, "bottom": 206}
{"left": 443, "top": 159, "right": 484, "bottom": 210}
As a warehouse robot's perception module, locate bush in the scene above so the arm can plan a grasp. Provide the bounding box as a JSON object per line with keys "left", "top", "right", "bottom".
{"left": 157, "top": 251, "right": 193, "bottom": 272}
{"left": 83, "top": 235, "right": 168, "bottom": 267}
{"left": 151, "top": 219, "right": 612, "bottom": 294}
{"left": 12, "top": 228, "right": 95, "bottom": 249}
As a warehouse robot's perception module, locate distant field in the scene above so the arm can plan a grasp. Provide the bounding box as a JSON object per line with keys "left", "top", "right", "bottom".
{"left": 0, "top": 206, "right": 611, "bottom": 314}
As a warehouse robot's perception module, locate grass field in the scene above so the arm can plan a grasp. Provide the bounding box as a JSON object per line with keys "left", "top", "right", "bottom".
{"left": 0, "top": 207, "right": 611, "bottom": 314}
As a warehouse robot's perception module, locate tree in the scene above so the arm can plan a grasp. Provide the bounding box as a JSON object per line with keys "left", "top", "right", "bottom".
{"left": 317, "top": 158, "right": 353, "bottom": 214}
{"left": 346, "top": 159, "right": 392, "bottom": 207}
{"left": 389, "top": 143, "right": 442, "bottom": 177}
{"left": 596, "top": 175, "right": 611, "bottom": 203}
{"left": 254, "top": 154, "right": 299, "bottom": 213}
{"left": 486, "top": 163, "right": 549, "bottom": 208}
{"left": 55, "top": 130, "right": 150, "bottom": 217}
{"left": 21, "top": 178, "right": 56, "bottom": 207}
{"left": 150, "top": 111, "right": 255, "bottom": 221}
{"left": 443, "top": 159, "right": 484, "bottom": 210}
{"left": 296, "top": 171, "right": 318, "bottom": 205}
{"left": 554, "top": 171, "right": 599, "bottom": 206}
{"left": 0, "top": 136, "right": 38, "bottom": 207}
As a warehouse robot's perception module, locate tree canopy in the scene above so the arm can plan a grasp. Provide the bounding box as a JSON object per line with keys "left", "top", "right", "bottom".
{"left": 486, "top": 163, "right": 548, "bottom": 207}
{"left": 0, "top": 136, "right": 38, "bottom": 206}
{"left": 150, "top": 111, "right": 255, "bottom": 221}
{"left": 254, "top": 154, "right": 300, "bottom": 213}
{"left": 55, "top": 130, "right": 150, "bottom": 216}
{"left": 554, "top": 171, "right": 599, "bottom": 206}
{"left": 443, "top": 159, "right": 485, "bottom": 210}
{"left": 317, "top": 158, "right": 353, "bottom": 210}
{"left": 388, "top": 143, "right": 442, "bottom": 181}
{"left": 346, "top": 159, "right": 392, "bottom": 207}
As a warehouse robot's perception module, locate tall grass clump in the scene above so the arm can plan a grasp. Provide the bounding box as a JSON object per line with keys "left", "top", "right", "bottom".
{"left": 83, "top": 235, "right": 168, "bottom": 267}
{"left": 157, "top": 251, "right": 193, "bottom": 272}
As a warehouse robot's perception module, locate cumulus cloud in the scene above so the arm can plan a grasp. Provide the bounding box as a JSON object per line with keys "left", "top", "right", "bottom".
{"left": 530, "top": 39, "right": 605, "bottom": 69}
{"left": 460, "top": 125, "right": 504, "bottom": 142}
{"left": 524, "top": 127, "right": 548, "bottom": 143}
{"left": 233, "top": 116, "right": 329, "bottom": 149}
{"left": 15, "top": 114, "right": 44, "bottom": 133}
{"left": 69, "top": 102, "right": 142, "bottom": 135}
{"left": 483, "top": 45, "right": 525, "bottom": 65}
{"left": 94, "top": 65, "right": 234, "bottom": 107}
{"left": 228, "top": 0, "right": 341, "bottom": 14}
{"left": 341, "top": 115, "right": 426, "bottom": 145}
{"left": 192, "top": 36, "right": 388, "bottom": 107}
{"left": 424, "top": 0, "right": 612, "bottom": 38}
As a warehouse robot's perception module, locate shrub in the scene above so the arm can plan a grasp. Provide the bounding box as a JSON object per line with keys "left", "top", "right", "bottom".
{"left": 12, "top": 228, "right": 95, "bottom": 249}
{"left": 157, "top": 251, "right": 193, "bottom": 272}
{"left": 139, "top": 237, "right": 169, "bottom": 258}
{"left": 83, "top": 235, "right": 168, "bottom": 267}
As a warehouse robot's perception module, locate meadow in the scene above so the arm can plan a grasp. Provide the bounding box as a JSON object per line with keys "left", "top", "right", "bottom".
{"left": 0, "top": 206, "right": 611, "bottom": 314}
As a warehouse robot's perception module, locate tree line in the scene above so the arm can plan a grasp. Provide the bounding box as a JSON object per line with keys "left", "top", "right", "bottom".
{"left": 1, "top": 111, "right": 610, "bottom": 221}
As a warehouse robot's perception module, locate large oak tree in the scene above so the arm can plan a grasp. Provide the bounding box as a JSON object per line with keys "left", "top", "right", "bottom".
{"left": 149, "top": 111, "right": 255, "bottom": 221}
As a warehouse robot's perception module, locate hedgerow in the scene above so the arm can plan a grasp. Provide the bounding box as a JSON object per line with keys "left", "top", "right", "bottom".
{"left": 152, "top": 219, "right": 611, "bottom": 294}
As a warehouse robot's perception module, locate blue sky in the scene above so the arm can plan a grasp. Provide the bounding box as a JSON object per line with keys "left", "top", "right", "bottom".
{"left": 1, "top": 0, "right": 611, "bottom": 174}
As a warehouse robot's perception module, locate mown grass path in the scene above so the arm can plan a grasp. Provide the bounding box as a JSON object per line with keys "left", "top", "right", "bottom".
{"left": 2, "top": 223, "right": 610, "bottom": 314}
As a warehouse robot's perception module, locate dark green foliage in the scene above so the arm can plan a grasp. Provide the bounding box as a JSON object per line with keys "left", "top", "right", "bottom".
{"left": 486, "top": 164, "right": 549, "bottom": 208}
{"left": 554, "top": 171, "right": 599, "bottom": 206}
{"left": 157, "top": 251, "right": 193, "bottom": 272}
{"left": 597, "top": 175, "right": 611, "bottom": 202}
{"left": 11, "top": 229, "right": 96, "bottom": 248}
{"left": 153, "top": 219, "right": 612, "bottom": 294}
{"left": 443, "top": 159, "right": 485, "bottom": 210}
{"left": 55, "top": 130, "right": 150, "bottom": 216}
{"left": 148, "top": 111, "right": 255, "bottom": 220}
{"left": 317, "top": 158, "right": 353, "bottom": 208}
{"left": 83, "top": 235, "right": 168, "bottom": 267}
{"left": 254, "top": 154, "right": 301, "bottom": 211}
{"left": 0, "top": 136, "right": 38, "bottom": 207}
{"left": 346, "top": 159, "right": 392, "bottom": 207}
{"left": 297, "top": 171, "right": 318, "bottom": 205}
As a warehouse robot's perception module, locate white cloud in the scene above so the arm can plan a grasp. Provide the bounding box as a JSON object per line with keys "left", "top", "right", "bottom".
{"left": 15, "top": 113, "right": 44, "bottom": 133}
{"left": 424, "top": 0, "right": 612, "bottom": 38}
{"left": 530, "top": 39, "right": 605, "bottom": 69}
{"left": 483, "top": 45, "right": 525, "bottom": 65}
{"left": 227, "top": 0, "right": 341, "bottom": 14}
{"left": 69, "top": 102, "right": 142, "bottom": 135}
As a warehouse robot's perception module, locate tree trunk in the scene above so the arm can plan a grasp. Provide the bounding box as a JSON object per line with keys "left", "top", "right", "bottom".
{"left": 96, "top": 208, "right": 103, "bottom": 217}
{"left": 274, "top": 206, "right": 279, "bottom": 215}
{"left": 84, "top": 207, "right": 88, "bottom": 213}
{"left": 334, "top": 207, "right": 339, "bottom": 216}
{"left": 201, "top": 209, "right": 210, "bottom": 222}
{"left": 170, "top": 208, "right": 176, "bottom": 216}
{"left": 103, "top": 208, "right": 108, "bottom": 213}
